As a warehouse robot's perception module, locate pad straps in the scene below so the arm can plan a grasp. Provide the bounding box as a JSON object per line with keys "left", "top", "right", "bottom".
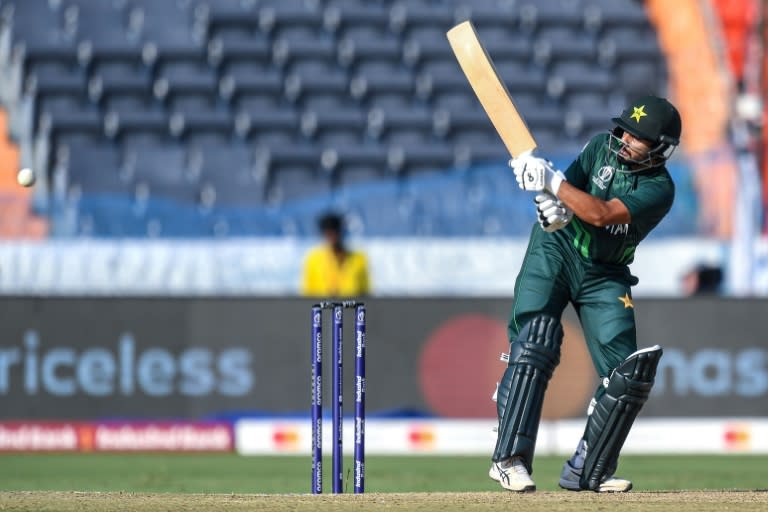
{"left": 580, "top": 345, "right": 663, "bottom": 490}
{"left": 492, "top": 315, "right": 562, "bottom": 471}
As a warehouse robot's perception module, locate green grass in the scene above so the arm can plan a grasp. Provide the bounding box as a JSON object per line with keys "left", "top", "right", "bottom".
{"left": 0, "top": 454, "right": 765, "bottom": 494}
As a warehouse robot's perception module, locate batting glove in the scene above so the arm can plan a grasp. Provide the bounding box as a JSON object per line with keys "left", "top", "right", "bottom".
{"left": 509, "top": 151, "right": 566, "bottom": 195}
{"left": 535, "top": 193, "right": 573, "bottom": 232}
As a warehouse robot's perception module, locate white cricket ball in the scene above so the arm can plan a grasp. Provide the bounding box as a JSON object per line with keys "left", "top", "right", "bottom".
{"left": 17, "top": 168, "right": 35, "bottom": 187}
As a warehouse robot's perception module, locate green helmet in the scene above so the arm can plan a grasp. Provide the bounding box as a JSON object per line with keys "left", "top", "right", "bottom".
{"left": 607, "top": 95, "right": 682, "bottom": 171}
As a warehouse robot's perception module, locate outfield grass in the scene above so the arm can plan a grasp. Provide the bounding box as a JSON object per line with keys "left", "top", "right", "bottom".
{"left": 0, "top": 454, "right": 765, "bottom": 494}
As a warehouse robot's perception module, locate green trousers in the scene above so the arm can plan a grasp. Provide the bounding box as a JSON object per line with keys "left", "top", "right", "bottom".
{"left": 509, "top": 226, "right": 638, "bottom": 378}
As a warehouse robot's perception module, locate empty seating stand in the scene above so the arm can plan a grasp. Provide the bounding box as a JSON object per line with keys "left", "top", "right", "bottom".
{"left": 0, "top": 0, "right": 677, "bottom": 237}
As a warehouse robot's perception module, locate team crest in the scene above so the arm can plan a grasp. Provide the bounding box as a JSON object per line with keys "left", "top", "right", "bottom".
{"left": 592, "top": 166, "right": 614, "bottom": 190}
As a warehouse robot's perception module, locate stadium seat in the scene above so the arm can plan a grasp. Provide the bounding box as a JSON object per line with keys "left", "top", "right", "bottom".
{"left": 549, "top": 62, "right": 613, "bottom": 96}
{"left": 203, "top": 176, "right": 267, "bottom": 207}
{"left": 350, "top": 65, "right": 414, "bottom": 107}
{"left": 64, "top": 0, "right": 140, "bottom": 69}
{"left": 259, "top": 2, "right": 324, "bottom": 38}
{"left": 130, "top": 0, "right": 204, "bottom": 67}
{"left": 170, "top": 107, "right": 234, "bottom": 147}
{"left": 518, "top": 1, "right": 585, "bottom": 32}
{"left": 272, "top": 37, "right": 336, "bottom": 70}
{"left": 125, "top": 144, "right": 190, "bottom": 189}
{"left": 191, "top": 141, "right": 253, "bottom": 180}
{"left": 59, "top": 142, "right": 126, "bottom": 195}
{"left": 196, "top": 0, "right": 259, "bottom": 40}
{"left": 494, "top": 61, "right": 548, "bottom": 94}
{"left": 326, "top": 144, "right": 390, "bottom": 187}
{"left": 337, "top": 34, "right": 401, "bottom": 70}
{"left": 390, "top": 142, "right": 456, "bottom": 177}
{"left": 220, "top": 67, "right": 282, "bottom": 110}
{"left": 154, "top": 62, "right": 219, "bottom": 110}
{"left": 207, "top": 35, "right": 269, "bottom": 72}
{"left": 616, "top": 60, "right": 663, "bottom": 97}
{"left": 323, "top": 3, "right": 390, "bottom": 37}
{"left": 104, "top": 107, "right": 170, "bottom": 146}
{"left": 235, "top": 106, "right": 298, "bottom": 145}
{"left": 89, "top": 67, "right": 153, "bottom": 110}
{"left": 284, "top": 67, "right": 349, "bottom": 107}
{"left": 390, "top": 4, "right": 455, "bottom": 35}
{"left": 301, "top": 106, "right": 366, "bottom": 144}
{"left": 584, "top": 0, "right": 651, "bottom": 32}
{"left": 599, "top": 27, "right": 663, "bottom": 64}
{"left": 267, "top": 162, "right": 332, "bottom": 204}
{"left": 535, "top": 28, "right": 596, "bottom": 66}
{"left": 367, "top": 106, "right": 434, "bottom": 144}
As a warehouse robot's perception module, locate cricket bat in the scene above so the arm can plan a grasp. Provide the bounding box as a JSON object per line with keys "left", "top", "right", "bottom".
{"left": 446, "top": 21, "right": 537, "bottom": 157}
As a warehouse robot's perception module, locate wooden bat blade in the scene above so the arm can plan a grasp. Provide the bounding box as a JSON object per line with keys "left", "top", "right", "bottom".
{"left": 447, "top": 21, "right": 537, "bottom": 157}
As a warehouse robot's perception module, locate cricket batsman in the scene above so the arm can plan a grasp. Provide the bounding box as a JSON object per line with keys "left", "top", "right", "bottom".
{"left": 489, "top": 95, "right": 681, "bottom": 492}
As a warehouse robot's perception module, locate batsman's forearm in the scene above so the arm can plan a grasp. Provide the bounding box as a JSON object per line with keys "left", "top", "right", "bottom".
{"left": 557, "top": 181, "right": 630, "bottom": 227}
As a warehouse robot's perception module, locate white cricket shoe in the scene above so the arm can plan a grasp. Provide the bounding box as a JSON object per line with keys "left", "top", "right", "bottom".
{"left": 558, "top": 460, "right": 632, "bottom": 492}
{"left": 489, "top": 457, "right": 536, "bottom": 492}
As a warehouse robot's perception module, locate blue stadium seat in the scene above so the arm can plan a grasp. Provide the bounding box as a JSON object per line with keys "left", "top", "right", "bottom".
{"left": 268, "top": 163, "right": 331, "bottom": 204}
{"left": 549, "top": 62, "right": 613, "bottom": 96}
{"left": 518, "top": 1, "right": 585, "bottom": 32}
{"left": 64, "top": 0, "right": 140, "bottom": 68}
{"left": 616, "top": 60, "right": 663, "bottom": 97}
{"left": 207, "top": 35, "right": 269, "bottom": 72}
{"left": 61, "top": 142, "right": 126, "bottom": 194}
{"left": 494, "top": 62, "right": 548, "bottom": 94}
{"left": 104, "top": 107, "right": 170, "bottom": 146}
{"left": 129, "top": 0, "right": 204, "bottom": 67}
{"left": 125, "top": 144, "right": 190, "bottom": 191}
{"left": 464, "top": 141, "right": 508, "bottom": 165}
{"left": 272, "top": 37, "right": 336, "bottom": 70}
{"left": 170, "top": 107, "right": 234, "bottom": 147}
{"left": 600, "top": 27, "right": 662, "bottom": 63}
{"left": 301, "top": 106, "right": 365, "bottom": 144}
{"left": 391, "top": 142, "right": 456, "bottom": 177}
{"left": 1, "top": 0, "right": 74, "bottom": 76}
{"left": 390, "top": 4, "right": 455, "bottom": 35}
{"left": 259, "top": 2, "right": 324, "bottom": 39}
{"left": 584, "top": 0, "right": 651, "bottom": 32}
{"left": 191, "top": 141, "right": 253, "bottom": 179}
{"left": 327, "top": 144, "right": 390, "bottom": 187}
{"left": 154, "top": 62, "right": 219, "bottom": 110}
{"left": 220, "top": 67, "right": 282, "bottom": 110}
{"left": 367, "top": 105, "right": 433, "bottom": 144}
{"left": 323, "top": 2, "right": 389, "bottom": 36}
{"left": 535, "top": 28, "right": 596, "bottom": 66}
{"left": 236, "top": 106, "right": 298, "bottom": 145}
{"left": 204, "top": 177, "right": 267, "bottom": 207}
{"left": 285, "top": 67, "right": 349, "bottom": 107}
{"left": 89, "top": 67, "right": 153, "bottom": 110}
{"left": 351, "top": 65, "right": 413, "bottom": 107}
{"left": 197, "top": 0, "right": 259, "bottom": 40}
{"left": 338, "top": 33, "right": 400, "bottom": 70}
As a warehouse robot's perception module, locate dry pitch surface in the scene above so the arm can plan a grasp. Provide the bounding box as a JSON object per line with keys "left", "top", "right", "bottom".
{"left": 1, "top": 491, "right": 767, "bottom": 512}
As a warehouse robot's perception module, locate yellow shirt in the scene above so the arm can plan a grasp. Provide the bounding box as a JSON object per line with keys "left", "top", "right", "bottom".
{"left": 301, "top": 245, "right": 370, "bottom": 297}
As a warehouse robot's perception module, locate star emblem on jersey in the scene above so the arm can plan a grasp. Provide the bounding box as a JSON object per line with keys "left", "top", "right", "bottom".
{"left": 618, "top": 293, "right": 634, "bottom": 308}
{"left": 630, "top": 105, "right": 647, "bottom": 123}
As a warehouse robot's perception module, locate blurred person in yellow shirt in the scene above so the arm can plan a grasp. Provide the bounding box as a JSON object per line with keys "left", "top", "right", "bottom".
{"left": 301, "top": 212, "right": 370, "bottom": 297}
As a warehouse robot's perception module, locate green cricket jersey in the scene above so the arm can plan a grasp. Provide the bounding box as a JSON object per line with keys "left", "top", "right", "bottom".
{"left": 557, "top": 133, "right": 675, "bottom": 265}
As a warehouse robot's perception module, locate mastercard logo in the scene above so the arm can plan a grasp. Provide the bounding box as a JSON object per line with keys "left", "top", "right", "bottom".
{"left": 723, "top": 425, "right": 751, "bottom": 450}
{"left": 272, "top": 428, "right": 300, "bottom": 449}
{"left": 408, "top": 427, "right": 436, "bottom": 448}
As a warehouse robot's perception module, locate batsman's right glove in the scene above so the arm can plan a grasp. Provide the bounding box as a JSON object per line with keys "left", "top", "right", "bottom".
{"left": 535, "top": 193, "right": 573, "bottom": 233}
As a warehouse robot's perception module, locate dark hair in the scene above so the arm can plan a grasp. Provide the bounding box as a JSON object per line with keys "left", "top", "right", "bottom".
{"left": 318, "top": 212, "right": 343, "bottom": 233}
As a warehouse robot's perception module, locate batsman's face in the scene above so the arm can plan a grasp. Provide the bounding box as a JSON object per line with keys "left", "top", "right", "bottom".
{"left": 619, "top": 132, "right": 654, "bottom": 161}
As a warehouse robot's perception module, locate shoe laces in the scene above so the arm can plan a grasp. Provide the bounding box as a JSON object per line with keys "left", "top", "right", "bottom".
{"left": 501, "top": 457, "right": 529, "bottom": 475}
